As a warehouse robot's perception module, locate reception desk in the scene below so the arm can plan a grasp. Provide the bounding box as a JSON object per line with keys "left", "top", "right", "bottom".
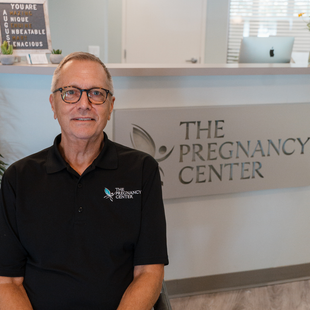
{"left": 1, "top": 62, "right": 310, "bottom": 296}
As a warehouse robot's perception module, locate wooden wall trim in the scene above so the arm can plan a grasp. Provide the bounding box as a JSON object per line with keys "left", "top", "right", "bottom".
{"left": 166, "top": 263, "right": 310, "bottom": 298}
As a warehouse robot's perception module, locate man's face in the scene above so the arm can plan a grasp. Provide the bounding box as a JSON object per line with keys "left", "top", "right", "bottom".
{"left": 49, "top": 59, "right": 114, "bottom": 145}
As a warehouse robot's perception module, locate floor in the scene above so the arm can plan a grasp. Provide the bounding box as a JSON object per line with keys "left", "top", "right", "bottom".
{"left": 170, "top": 279, "right": 310, "bottom": 310}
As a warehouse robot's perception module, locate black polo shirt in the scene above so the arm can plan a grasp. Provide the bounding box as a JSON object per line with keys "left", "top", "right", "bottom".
{"left": 0, "top": 133, "right": 168, "bottom": 310}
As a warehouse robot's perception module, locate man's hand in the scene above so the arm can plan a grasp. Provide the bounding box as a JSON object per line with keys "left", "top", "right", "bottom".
{"left": 0, "top": 276, "right": 33, "bottom": 310}
{"left": 117, "top": 264, "right": 164, "bottom": 310}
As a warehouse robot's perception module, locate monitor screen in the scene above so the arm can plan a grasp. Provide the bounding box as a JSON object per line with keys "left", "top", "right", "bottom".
{"left": 238, "top": 37, "right": 295, "bottom": 63}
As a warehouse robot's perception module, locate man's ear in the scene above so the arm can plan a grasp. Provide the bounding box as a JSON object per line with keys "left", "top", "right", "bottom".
{"left": 49, "top": 94, "right": 57, "bottom": 120}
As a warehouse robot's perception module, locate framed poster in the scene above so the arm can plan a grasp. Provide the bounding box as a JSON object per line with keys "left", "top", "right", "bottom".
{"left": 0, "top": 0, "right": 52, "bottom": 55}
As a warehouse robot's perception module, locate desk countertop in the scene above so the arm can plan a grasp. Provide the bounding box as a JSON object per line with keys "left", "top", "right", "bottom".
{"left": 1, "top": 62, "right": 310, "bottom": 76}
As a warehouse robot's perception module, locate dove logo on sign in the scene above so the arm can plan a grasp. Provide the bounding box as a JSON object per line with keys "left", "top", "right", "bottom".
{"left": 130, "top": 124, "right": 174, "bottom": 184}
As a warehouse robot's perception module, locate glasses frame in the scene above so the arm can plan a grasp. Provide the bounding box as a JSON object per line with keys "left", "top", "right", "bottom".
{"left": 53, "top": 86, "right": 113, "bottom": 105}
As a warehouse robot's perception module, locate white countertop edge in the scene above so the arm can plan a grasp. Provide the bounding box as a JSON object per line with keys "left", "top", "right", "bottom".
{"left": 1, "top": 62, "right": 310, "bottom": 76}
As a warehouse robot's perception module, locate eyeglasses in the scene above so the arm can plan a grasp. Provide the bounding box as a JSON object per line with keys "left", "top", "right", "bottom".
{"left": 53, "top": 86, "right": 113, "bottom": 105}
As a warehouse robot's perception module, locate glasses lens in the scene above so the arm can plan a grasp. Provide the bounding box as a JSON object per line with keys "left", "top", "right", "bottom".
{"left": 88, "top": 88, "right": 107, "bottom": 104}
{"left": 62, "top": 87, "right": 81, "bottom": 103}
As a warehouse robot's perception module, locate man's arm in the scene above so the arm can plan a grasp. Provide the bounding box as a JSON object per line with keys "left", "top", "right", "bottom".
{"left": 117, "top": 264, "right": 164, "bottom": 310}
{"left": 0, "top": 276, "right": 33, "bottom": 310}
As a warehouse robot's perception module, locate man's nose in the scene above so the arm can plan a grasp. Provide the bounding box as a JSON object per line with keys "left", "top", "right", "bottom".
{"left": 78, "top": 90, "right": 92, "bottom": 108}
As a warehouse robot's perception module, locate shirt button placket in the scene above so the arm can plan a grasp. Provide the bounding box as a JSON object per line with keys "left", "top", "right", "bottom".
{"left": 76, "top": 182, "right": 85, "bottom": 221}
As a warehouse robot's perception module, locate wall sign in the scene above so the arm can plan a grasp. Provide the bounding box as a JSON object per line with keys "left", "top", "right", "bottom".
{"left": 0, "top": 0, "right": 51, "bottom": 55}
{"left": 114, "top": 103, "right": 310, "bottom": 199}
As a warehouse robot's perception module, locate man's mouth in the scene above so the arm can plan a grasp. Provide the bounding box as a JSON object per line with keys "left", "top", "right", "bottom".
{"left": 73, "top": 118, "right": 93, "bottom": 121}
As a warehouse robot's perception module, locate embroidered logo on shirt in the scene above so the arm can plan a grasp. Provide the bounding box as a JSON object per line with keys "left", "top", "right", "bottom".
{"left": 104, "top": 188, "right": 114, "bottom": 201}
{"left": 104, "top": 187, "right": 142, "bottom": 202}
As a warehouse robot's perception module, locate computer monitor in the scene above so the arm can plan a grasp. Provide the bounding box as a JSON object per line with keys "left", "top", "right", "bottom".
{"left": 238, "top": 37, "right": 295, "bottom": 63}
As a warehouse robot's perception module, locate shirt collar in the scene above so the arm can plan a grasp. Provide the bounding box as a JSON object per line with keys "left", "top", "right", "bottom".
{"left": 46, "top": 133, "right": 118, "bottom": 174}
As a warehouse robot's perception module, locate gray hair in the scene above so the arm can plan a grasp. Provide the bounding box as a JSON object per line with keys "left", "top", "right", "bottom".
{"left": 51, "top": 52, "right": 114, "bottom": 95}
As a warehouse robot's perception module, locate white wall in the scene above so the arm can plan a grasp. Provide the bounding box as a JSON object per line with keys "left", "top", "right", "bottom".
{"left": 165, "top": 188, "right": 310, "bottom": 279}
{"left": 48, "top": 0, "right": 109, "bottom": 61}
{"left": 48, "top": 0, "right": 229, "bottom": 64}
{"left": 107, "top": 0, "right": 123, "bottom": 63}
{"left": 0, "top": 74, "right": 60, "bottom": 162}
{"left": 1, "top": 71, "right": 310, "bottom": 281}
{"left": 205, "top": 0, "right": 230, "bottom": 63}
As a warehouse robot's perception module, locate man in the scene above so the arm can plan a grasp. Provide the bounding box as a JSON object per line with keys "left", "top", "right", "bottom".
{"left": 0, "top": 52, "right": 168, "bottom": 310}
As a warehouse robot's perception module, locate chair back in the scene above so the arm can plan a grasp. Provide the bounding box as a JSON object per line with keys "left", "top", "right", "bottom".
{"left": 154, "top": 281, "right": 172, "bottom": 310}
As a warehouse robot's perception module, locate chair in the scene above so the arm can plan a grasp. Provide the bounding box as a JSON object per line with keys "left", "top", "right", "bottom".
{"left": 154, "top": 281, "right": 172, "bottom": 310}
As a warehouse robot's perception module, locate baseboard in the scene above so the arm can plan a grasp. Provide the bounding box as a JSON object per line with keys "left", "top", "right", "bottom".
{"left": 166, "top": 263, "right": 310, "bottom": 298}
